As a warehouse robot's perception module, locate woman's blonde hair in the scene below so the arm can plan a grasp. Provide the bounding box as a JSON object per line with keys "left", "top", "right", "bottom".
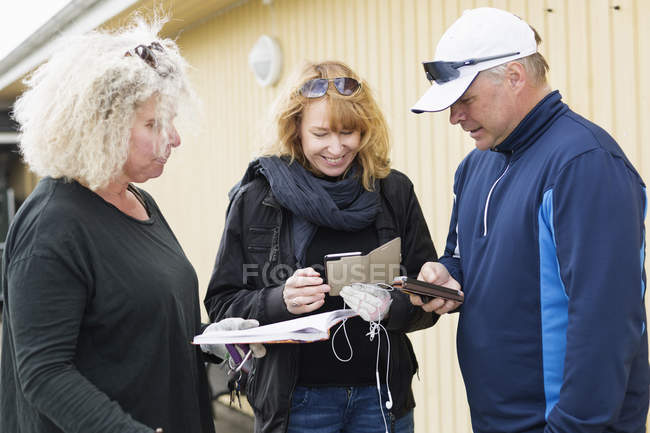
{"left": 12, "top": 16, "right": 196, "bottom": 190}
{"left": 261, "top": 61, "right": 391, "bottom": 191}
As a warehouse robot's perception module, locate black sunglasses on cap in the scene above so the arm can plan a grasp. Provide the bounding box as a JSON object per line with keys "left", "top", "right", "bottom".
{"left": 423, "top": 51, "right": 519, "bottom": 84}
{"left": 299, "top": 77, "right": 361, "bottom": 98}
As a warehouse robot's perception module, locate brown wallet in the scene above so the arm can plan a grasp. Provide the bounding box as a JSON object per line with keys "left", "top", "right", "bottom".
{"left": 392, "top": 276, "right": 464, "bottom": 303}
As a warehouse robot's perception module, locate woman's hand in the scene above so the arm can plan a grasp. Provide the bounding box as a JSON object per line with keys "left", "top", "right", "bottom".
{"left": 200, "top": 318, "right": 266, "bottom": 359}
{"left": 340, "top": 283, "right": 392, "bottom": 322}
{"left": 283, "top": 267, "right": 330, "bottom": 314}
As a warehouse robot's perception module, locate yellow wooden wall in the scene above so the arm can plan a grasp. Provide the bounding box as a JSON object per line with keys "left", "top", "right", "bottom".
{"left": 142, "top": 1, "right": 650, "bottom": 431}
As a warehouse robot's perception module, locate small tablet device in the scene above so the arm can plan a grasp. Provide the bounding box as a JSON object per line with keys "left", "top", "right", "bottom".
{"left": 324, "top": 238, "right": 401, "bottom": 296}
{"left": 324, "top": 251, "right": 363, "bottom": 261}
{"left": 392, "top": 276, "right": 464, "bottom": 303}
{"left": 324, "top": 251, "right": 362, "bottom": 296}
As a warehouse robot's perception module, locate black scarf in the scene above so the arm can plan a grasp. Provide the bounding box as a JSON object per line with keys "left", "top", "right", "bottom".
{"left": 258, "top": 156, "right": 380, "bottom": 266}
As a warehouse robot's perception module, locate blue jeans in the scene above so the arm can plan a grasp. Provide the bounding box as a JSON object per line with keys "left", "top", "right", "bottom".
{"left": 287, "top": 385, "right": 414, "bottom": 433}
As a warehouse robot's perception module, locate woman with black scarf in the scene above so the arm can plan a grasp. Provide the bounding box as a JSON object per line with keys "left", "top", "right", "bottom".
{"left": 204, "top": 61, "right": 453, "bottom": 433}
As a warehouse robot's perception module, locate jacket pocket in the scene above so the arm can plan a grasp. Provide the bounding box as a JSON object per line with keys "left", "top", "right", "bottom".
{"left": 247, "top": 225, "right": 275, "bottom": 257}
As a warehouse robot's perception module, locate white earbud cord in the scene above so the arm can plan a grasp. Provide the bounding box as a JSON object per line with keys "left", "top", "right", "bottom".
{"left": 331, "top": 303, "right": 353, "bottom": 362}
{"left": 369, "top": 319, "right": 392, "bottom": 433}
{"left": 331, "top": 289, "right": 394, "bottom": 433}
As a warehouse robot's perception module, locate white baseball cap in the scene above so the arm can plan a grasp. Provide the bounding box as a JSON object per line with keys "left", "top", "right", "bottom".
{"left": 411, "top": 7, "right": 537, "bottom": 113}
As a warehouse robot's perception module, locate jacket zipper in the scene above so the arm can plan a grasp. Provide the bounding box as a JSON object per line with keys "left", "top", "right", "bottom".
{"left": 483, "top": 163, "right": 510, "bottom": 236}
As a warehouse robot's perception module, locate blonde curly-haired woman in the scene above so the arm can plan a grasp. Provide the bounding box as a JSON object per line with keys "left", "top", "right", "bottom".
{"left": 1, "top": 18, "right": 262, "bottom": 433}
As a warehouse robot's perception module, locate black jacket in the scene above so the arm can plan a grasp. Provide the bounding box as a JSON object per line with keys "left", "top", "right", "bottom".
{"left": 205, "top": 162, "right": 438, "bottom": 433}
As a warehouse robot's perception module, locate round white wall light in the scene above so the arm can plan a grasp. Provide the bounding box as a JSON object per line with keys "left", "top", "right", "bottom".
{"left": 248, "top": 35, "right": 282, "bottom": 87}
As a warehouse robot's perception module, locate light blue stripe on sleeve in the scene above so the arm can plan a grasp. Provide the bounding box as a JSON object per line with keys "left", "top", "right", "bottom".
{"left": 538, "top": 189, "right": 569, "bottom": 419}
{"left": 641, "top": 187, "right": 646, "bottom": 335}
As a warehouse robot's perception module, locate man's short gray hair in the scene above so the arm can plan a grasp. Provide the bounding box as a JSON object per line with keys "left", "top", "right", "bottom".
{"left": 483, "top": 25, "right": 549, "bottom": 86}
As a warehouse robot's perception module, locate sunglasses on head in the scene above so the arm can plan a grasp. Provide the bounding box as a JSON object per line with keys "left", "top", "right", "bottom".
{"left": 299, "top": 77, "right": 361, "bottom": 98}
{"left": 125, "top": 42, "right": 168, "bottom": 76}
{"left": 422, "top": 51, "right": 519, "bottom": 84}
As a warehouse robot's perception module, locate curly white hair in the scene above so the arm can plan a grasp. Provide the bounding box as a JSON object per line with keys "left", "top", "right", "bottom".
{"left": 13, "top": 17, "right": 196, "bottom": 190}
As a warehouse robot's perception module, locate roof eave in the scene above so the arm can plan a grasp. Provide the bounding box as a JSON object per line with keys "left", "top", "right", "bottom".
{"left": 0, "top": 0, "right": 141, "bottom": 98}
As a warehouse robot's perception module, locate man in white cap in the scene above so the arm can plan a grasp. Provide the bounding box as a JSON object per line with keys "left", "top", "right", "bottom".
{"left": 410, "top": 7, "right": 649, "bottom": 433}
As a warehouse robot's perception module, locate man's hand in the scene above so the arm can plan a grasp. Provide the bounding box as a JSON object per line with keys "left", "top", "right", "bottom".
{"left": 409, "top": 262, "right": 463, "bottom": 314}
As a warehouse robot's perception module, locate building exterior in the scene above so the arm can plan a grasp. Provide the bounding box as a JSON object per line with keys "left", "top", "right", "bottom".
{"left": 0, "top": 1, "right": 648, "bottom": 432}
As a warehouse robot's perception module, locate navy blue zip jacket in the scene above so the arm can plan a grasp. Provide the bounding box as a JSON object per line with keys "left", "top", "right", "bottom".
{"left": 440, "top": 91, "right": 649, "bottom": 433}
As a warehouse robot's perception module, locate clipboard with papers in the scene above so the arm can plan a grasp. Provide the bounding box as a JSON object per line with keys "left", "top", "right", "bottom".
{"left": 193, "top": 309, "right": 358, "bottom": 345}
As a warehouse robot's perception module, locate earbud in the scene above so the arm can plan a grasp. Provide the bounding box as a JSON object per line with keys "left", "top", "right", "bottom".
{"left": 376, "top": 371, "right": 394, "bottom": 409}
{"left": 370, "top": 322, "right": 392, "bottom": 433}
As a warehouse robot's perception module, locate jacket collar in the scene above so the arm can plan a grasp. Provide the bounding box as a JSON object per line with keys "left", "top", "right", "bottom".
{"left": 492, "top": 90, "right": 568, "bottom": 160}
{"left": 228, "top": 158, "right": 282, "bottom": 208}
{"left": 262, "top": 187, "right": 280, "bottom": 208}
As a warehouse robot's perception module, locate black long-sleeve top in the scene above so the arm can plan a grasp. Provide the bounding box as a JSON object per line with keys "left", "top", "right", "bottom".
{"left": 0, "top": 177, "right": 215, "bottom": 433}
